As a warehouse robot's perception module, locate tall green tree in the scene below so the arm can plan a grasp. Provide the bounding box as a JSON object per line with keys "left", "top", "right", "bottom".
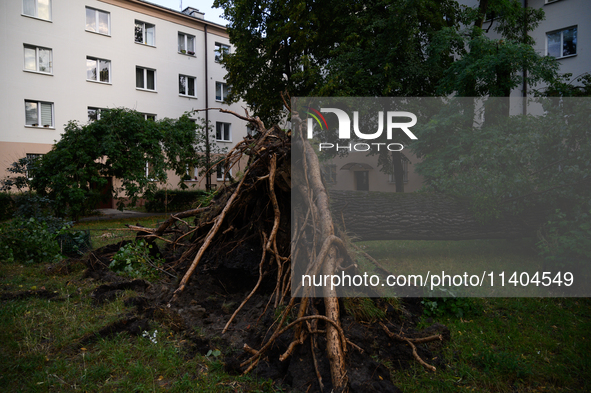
{"left": 29, "top": 108, "right": 218, "bottom": 218}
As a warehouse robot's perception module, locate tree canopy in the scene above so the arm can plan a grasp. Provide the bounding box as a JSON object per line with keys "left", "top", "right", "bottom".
{"left": 29, "top": 108, "right": 218, "bottom": 218}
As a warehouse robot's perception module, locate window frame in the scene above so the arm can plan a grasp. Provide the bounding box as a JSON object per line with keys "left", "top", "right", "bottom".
{"left": 179, "top": 74, "right": 196, "bottom": 97}
{"left": 388, "top": 159, "right": 409, "bottom": 184}
{"left": 85, "top": 7, "right": 110, "bottom": 36}
{"left": 25, "top": 100, "right": 54, "bottom": 128}
{"left": 178, "top": 32, "right": 196, "bottom": 55}
{"left": 25, "top": 153, "right": 43, "bottom": 180}
{"left": 546, "top": 26, "right": 577, "bottom": 59}
{"left": 322, "top": 164, "right": 337, "bottom": 184}
{"left": 215, "top": 122, "right": 231, "bottom": 142}
{"left": 23, "top": 44, "right": 52, "bottom": 74}
{"left": 215, "top": 82, "right": 230, "bottom": 102}
{"left": 88, "top": 107, "right": 107, "bottom": 122}
{"left": 216, "top": 165, "right": 232, "bottom": 181}
{"left": 136, "top": 66, "right": 157, "bottom": 91}
{"left": 214, "top": 42, "right": 230, "bottom": 63}
{"left": 134, "top": 20, "right": 156, "bottom": 46}
{"left": 22, "top": 0, "right": 52, "bottom": 21}
{"left": 86, "top": 56, "right": 111, "bottom": 84}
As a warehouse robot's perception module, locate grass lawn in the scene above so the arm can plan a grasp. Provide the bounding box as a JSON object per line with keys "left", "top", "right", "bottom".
{"left": 356, "top": 239, "right": 591, "bottom": 392}
{"left": 1, "top": 219, "right": 589, "bottom": 392}
{"left": 0, "top": 218, "right": 278, "bottom": 393}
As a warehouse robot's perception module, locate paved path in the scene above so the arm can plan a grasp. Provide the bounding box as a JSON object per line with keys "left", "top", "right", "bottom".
{"left": 79, "top": 208, "right": 176, "bottom": 222}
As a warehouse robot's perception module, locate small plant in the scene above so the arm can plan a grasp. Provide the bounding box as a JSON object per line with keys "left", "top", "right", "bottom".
{"left": 421, "top": 296, "right": 479, "bottom": 319}
{"left": 142, "top": 329, "right": 158, "bottom": 344}
{"left": 0, "top": 217, "right": 64, "bottom": 263}
{"left": 109, "top": 240, "right": 165, "bottom": 280}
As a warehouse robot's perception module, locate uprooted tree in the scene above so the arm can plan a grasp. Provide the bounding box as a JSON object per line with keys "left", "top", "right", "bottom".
{"left": 114, "top": 105, "right": 446, "bottom": 392}
{"left": 119, "top": 96, "right": 589, "bottom": 391}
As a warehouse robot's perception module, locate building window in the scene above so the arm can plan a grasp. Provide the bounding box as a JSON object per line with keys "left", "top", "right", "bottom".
{"left": 179, "top": 75, "right": 196, "bottom": 97}
{"left": 322, "top": 164, "right": 337, "bottom": 184}
{"left": 388, "top": 159, "right": 409, "bottom": 183}
{"left": 25, "top": 100, "right": 53, "bottom": 127}
{"left": 547, "top": 26, "right": 577, "bottom": 58}
{"left": 23, "top": 45, "right": 52, "bottom": 74}
{"left": 143, "top": 113, "right": 156, "bottom": 121}
{"left": 136, "top": 67, "right": 156, "bottom": 91}
{"left": 215, "top": 82, "right": 230, "bottom": 101}
{"left": 145, "top": 162, "right": 156, "bottom": 180}
{"left": 216, "top": 164, "right": 231, "bottom": 181}
{"left": 247, "top": 124, "right": 258, "bottom": 137}
{"left": 88, "top": 107, "right": 107, "bottom": 122}
{"left": 86, "top": 57, "right": 111, "bottom": 83}
{"left": 186, "top": 165, "right": 199, "bottom": 181}
{"left": 216, "top": 122, "right": 231, "bottom": 142}
{"left": 85, "top": 7, "right": 110, "bottom": 35}
{"left": 25, "top": 153, "right": 43, "bottom": 179}
{"left": 135, "top": 20, "right": 155, "bottom": 46}
{"left": 23, "top": 0, "right": 51, "bottom": 21}
{"left": 178, "top": 33, "right": 195, "bottom": 55}
{"left": 214, "top": 42, "right": 230, "bottom": 63}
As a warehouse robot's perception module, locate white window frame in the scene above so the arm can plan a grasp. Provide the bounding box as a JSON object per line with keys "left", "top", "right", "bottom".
{"left": 136, "top": 67, "right": 157, "bottom": 91}
{"left": 216, "top": 165, "right": 231, "bottom": 181}
{"left": 142, "top": 113, "right": 156, "bottom": 121}
{"left": 86, "top": 57, "right": 111, "bottom": 83}
{"left": 178, "top": 33, "right": 195, "bottom": 55}
{"left": 216, "top": 122, "right": 231, "bottom": 142}
{"left": 186, "top": 165, "right": 199, "bottom": 181}
{"left": 179, "top": 74, "right": 196, "bottom": 97}
{"left": 88, "top": 107, "right": 107, "bottom": 122}
{"left": 25, "top": 153, "right": 43, "bottom": 180}
{"left": 23, "top": 44, "right": 52, "bottom": 74}
{"left": 25, "top": 100, "right": 54, "bottom": 128}
{"left": 214, "top": 42, "right": 230, "bottom": 63}
{"left": 85, "top": 7, "right": 110, "bottom": 35}
{"left": 22, "top": 0, "right": 52, "bottom": 21}
{"left": 145, "top": 162, "right": 155, "bottom": 181}
{"left": 546, "top": 26, "right": 577, "bottom": 59}
{"left": 215, "top": 82, "right": 230, "bottom": 102}
{"left": 135, "top": 20, "right": 155, "bottom": 46}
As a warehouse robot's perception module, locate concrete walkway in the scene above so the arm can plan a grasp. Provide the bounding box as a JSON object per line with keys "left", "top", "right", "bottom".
{"left": 79, "top": 208, "right": 176, "bottom": 222}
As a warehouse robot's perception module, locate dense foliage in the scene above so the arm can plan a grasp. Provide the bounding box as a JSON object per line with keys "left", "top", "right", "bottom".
{"left": 27, "top": 108, "right": 219, "bottom": 218}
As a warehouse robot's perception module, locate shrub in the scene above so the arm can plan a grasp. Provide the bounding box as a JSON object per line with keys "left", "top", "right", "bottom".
{"left": 109, "top": 240, "right": 165, "bottom": 280}
{"left": 0, "top": 193, "right": 16, "bottom": 221}
{"left": 0, "top": 217, "right": 63, "bottom": 263}
{"left": 537, "top": 209, "right": 591, "bottom": 266}
{"left": 145, "top": 189, "right": 208, "bottom": 212}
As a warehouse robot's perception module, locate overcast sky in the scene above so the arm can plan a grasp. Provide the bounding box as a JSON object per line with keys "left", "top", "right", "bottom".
{"left": 149, "top": 0, "right": 228, "bottom": 26}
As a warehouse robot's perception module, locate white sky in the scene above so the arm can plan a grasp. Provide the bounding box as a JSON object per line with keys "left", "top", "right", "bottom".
{"left": 148, "top": 0, "right": 228, "bottom": 26}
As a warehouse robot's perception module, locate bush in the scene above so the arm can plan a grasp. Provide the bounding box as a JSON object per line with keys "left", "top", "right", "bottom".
{"left": 537, "top": 209, "right": 591, "bottom": 266}
{"left": 0, "top": 217, "right": 63, "bottom": 263}
{"left": 145, "top": 189, "right": 208, "bottom": 212}
{"left": 0, "top": 193, "right": 17, "bottom": 221}
{"left": 109, "top": 240, "right": 165, "bottom": 280}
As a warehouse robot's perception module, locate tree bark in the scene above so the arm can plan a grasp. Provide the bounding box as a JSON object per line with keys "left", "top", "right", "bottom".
{"left": 329, "top": 190, "right": 539, "bottom": 241}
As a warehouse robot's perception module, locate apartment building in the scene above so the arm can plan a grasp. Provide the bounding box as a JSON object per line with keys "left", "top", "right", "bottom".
{"left": 0, "top": 0, "right": 248, "bottom": 201}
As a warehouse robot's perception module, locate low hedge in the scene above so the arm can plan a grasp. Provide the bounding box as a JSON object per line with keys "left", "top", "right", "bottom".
{"left": 0, "top": 193, "right": 17, "bottom": 221}
{"left": 145, "top": 189, "right": 208, "bottom": 212}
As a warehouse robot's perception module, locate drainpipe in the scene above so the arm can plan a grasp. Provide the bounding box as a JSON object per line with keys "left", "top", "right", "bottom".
{"left": 204, "top": 24, "right": 211, "bottom": 191}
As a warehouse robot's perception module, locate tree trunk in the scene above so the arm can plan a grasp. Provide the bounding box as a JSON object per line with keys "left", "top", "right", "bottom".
{"left": 329, "top": 190, "right": 540, "bottom": 241}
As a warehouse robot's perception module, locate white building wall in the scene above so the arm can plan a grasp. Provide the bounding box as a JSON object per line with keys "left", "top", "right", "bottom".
{"left": 0, "top": 0, "right": 247, "bottom": 192}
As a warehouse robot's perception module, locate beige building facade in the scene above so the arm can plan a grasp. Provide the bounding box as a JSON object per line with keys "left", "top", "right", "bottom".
{"left": 0, "top": 0, "right": 248, "bottom": 205}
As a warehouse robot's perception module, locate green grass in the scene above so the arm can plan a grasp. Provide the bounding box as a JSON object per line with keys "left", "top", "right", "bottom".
{"left": 0, "top": 238, "right": 279, "bottom": 392}
{"left": 356, "top": 239, "right": 591, "bottom": 392}
{"left": 73, "top": 217, "right": 166, "bottom": 249}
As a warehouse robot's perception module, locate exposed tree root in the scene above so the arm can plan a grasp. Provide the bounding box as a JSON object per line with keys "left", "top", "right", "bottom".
{"left": 120, "top": 106, "right": 449, "bottom": 392}
{"left": 380, "top": 322, "right": 441, "bottom": 372}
